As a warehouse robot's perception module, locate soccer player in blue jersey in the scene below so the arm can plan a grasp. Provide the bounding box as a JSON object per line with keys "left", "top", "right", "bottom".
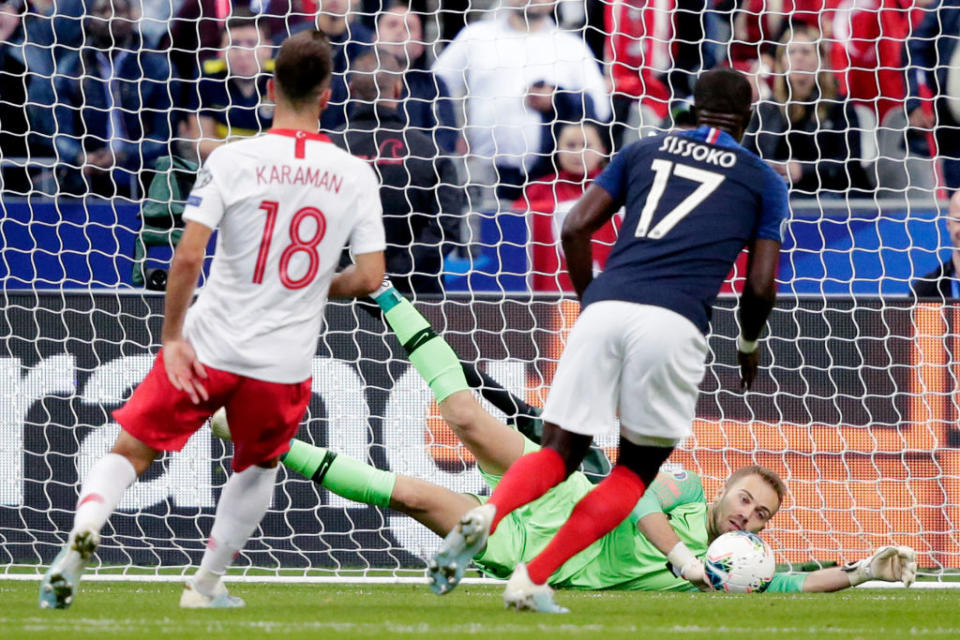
{"left": 431, "top": 67, "right": 789, "bottom": 613}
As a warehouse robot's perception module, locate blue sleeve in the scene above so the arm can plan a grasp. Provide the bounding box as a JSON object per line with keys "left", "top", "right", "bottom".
{"left": 594, "top": 146, "right": 630, "bottom": 206}
{"left": 51, "top": 74, "right": 83, "bottom": 164}
{"left": 755, "top": 165, "right": 788, "bottom": 242}
{"left": 433, "top": 76, "right": 459, "bottom": 154}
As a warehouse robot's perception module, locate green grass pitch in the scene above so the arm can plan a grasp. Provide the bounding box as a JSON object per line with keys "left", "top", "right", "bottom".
{"left": 4, "top": 581, "right": 959, "bottom": 639}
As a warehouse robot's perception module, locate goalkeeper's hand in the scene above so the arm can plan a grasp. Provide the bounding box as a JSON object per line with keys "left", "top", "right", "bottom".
{"left": 668, "top": 543, "right": 712, "bottom": 591}
{"left": 678, "top": 557, "right": 713, "bottom": 592}
{"left": 842, "top": 546, "right": 917, "bottom": 587}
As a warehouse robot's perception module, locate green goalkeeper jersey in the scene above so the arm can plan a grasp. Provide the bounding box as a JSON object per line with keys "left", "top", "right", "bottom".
{"left": 473, "top": 454, "right": 805, "bottom": 593}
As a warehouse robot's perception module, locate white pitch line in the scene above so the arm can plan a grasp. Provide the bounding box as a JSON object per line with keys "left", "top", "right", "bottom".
{"left": 5, "top": 618, "right": 959, "bottom": 636}
{"left": 2, "top": 574, "right": 958, "bottom": 589}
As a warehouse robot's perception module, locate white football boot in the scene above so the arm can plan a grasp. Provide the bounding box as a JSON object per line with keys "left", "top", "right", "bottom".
{"left": 179, "top": 577, "right": 245, "bottom": 609}
{"left": 428, "top": 503, "right": 496, "bottom": 595}
{"left": 503, "top": 563, "right": 569, "bottom": 614}
{"left": 38, "top": 528, "right": 100, "bottom": 609}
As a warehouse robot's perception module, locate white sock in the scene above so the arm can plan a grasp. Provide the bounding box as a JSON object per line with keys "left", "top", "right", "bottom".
{"left": 196, "top": 465, "right": 277, "bottom": 594}
{"left": 73, "top": 453, "right": 137, "bottom": 536}
{"left": 371, "top": 278, "right": 394, "bottom": 299}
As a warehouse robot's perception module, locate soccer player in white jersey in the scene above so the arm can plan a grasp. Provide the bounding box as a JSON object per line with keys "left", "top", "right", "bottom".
{"left": 38, "top": 30, "right": 386, "bottom": 610}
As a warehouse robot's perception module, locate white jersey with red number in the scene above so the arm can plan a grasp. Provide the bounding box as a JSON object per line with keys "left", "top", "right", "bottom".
{"left": 181, "top": 128, "right": 385, "bottom": 383}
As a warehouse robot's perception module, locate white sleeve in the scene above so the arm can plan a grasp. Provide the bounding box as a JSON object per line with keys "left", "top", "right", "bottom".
{"left": 431, "top": 29, "right": 470, "bottom": 97}
{"left": 348, "top": 163, "right": 386, "bottom": 256}
{"left": 182, "top": 147, "right": 228, "bottom": 230}
{"left": 578, "top": 42, "right": 612, "bottom": 122}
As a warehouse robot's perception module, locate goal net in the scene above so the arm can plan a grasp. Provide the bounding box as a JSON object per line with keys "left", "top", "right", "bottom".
{"left": 1, "top": 0, "right": 959, "bottom": 584}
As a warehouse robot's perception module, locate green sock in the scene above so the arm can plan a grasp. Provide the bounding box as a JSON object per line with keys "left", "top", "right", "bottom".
{"left": 409, "top": 338, "right": 469, "bottom": 402}
{"left": 282, "top": 440, "right": 396, "bottom": 508}
{"left": 373, "top": 287, "right": 468, "bottom": 403}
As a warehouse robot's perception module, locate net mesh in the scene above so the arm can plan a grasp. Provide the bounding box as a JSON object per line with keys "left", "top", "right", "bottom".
{"left": 1, "top": 0, "right": 959, "bottom": 581}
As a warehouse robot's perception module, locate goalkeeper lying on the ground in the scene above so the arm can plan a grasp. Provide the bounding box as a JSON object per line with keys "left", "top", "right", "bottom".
{"left": 211, "top": 282, "right": 917, "bottom": 594}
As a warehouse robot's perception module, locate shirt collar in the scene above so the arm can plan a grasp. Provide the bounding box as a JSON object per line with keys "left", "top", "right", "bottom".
{"left": 267, "top": 129, "right": 332, "bottom": 143}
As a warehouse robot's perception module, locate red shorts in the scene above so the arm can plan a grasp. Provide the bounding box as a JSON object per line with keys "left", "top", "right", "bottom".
{"left": 113, "top": 350, "right": 312, "bottom": 471}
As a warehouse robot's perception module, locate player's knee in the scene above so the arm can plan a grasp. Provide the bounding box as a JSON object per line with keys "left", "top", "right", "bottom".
{"left": 438, "top": 392, "right": 480, "bottom": 434}
{"left": 389, "top": 478, "right": 431, "bottom": 515}
{"left": 110, "top": 432, "right": 159, "bottom": 475}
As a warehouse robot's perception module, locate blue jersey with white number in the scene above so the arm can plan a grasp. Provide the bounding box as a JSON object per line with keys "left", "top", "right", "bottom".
{"left": 585, "top": 126, "right": 788, "bottom": 333}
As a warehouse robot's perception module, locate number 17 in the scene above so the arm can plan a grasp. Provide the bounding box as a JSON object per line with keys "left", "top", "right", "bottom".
{"left": 635, "top": 159, "right": 726, "bottom": 239}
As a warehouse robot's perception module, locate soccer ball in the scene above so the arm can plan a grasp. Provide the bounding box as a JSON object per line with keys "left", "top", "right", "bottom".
{"left": 704, "top": 530, "right": 776, "bottom": 593}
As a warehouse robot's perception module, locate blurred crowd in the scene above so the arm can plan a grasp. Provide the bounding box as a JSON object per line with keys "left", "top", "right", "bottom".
{"left": 1, "top": 0, "right": 957, "bottom": 198}
{"left": 1, "top": 0, "right": 958, "bottom": 290}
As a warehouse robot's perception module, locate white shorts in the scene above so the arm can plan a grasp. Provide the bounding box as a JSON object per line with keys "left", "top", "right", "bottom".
{"left": 541, "top": 301, "right": 708, "bottom": 447}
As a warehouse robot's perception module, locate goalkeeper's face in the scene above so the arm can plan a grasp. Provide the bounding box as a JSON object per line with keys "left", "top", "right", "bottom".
{"left": 713, "top": 474, "right": 780, "bottom": 535}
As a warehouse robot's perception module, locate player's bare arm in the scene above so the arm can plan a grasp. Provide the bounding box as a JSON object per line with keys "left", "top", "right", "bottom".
{"left": 161, "top": 220, "right": 214, "bottom": 405}
{"left": 328, "top": 251, "right": 386, "bottom": 298}
{"left": 560, "top": 184, "right": 618, "bottom": 299}
{"left": 737, "top": 237, "right": 780, "bottom": 390}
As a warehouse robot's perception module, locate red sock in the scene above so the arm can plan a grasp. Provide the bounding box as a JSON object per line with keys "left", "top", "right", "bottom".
{"left": 526, "top": 465, "right": 647, "bottom": 585}
{"left": 488, "top": 448, "right": 567, "bottom": 533}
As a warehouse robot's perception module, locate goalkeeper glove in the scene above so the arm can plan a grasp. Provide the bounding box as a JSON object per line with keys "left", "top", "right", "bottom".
{"left": 842, "top": 546, "right": 917, "bottom": 587}
{"left": 668, "top": 542, "right": 711, "bottom": 591}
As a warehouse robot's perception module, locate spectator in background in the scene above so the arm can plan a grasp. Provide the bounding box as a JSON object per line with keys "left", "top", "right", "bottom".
{"left": 605, "top": 0, "right": 720, "bottom": 148}
{"left": 258, "top": 0, "right": 318, "bottom": 38}
{"left": 161, "top": 0, "right": 252, "bottom": 89}
{"left": 432, "top": 0, "right": 610, "bottom": 205}
{"left": 729, "top": 0, "right": 786, "bottom": 73}
{"left": 911, "top": 191, "right": 960, "bottom": 298}
{"left": 333, "top": 50, "right": 464, "bottom": 296}
{"left": 743, "top": 26, "right": 874, "bottom": 197}
{"left": 182, "top": 10, "right": 273, "bottom": 160}
{"left": 1, "top": 1, "right": 33, "bottom": 192}
{"left": 905, "top": 0, "right": 960, "bottom": 195}
{"left": 375, "top": 1, "right": 458, "bottom": 154}
{"left": 515, "top": 122, "right": 621, "bottom": 292}
{"left": 3, "top": 0, "right": 86, "bottom": 182}
{"left": 2, "top": 0, "right": 85, "bottom": 81}
{"left": 138, "top": 0, "right": 187, "bottom": 47}
{"left": 831, "top": 0, "right": 921, "bottom": 122}
{"left": 604, "top": 0, "right": 671, "bottom": 146}
{"left": 37, "top": 0, "right": 178, "bottom": 197}
{"left": 270, "top": 0, "right": 374, "bottom": 131}
{"left": 832, "top": 0, "right": 934, "bottom": 194}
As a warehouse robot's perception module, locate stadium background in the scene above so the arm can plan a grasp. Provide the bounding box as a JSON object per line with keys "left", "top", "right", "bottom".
{"left": 2, "top": 0, "right": 960, "bottom": 582}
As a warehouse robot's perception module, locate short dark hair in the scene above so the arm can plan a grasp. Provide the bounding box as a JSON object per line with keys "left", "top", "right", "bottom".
{"left": 349, "top": 48, "right": 404, "bottom": 102}
{"left": 693, "top": 67, "right": 752, "bottom": 119}
{"left": 381, "top": 0, "right": 411, "bottom": 13}
{"left": 274, "top": 30, "right": 333, "bottom": 105}
{"left": 226, "top": 7, "right": 265, "bottom": 34}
